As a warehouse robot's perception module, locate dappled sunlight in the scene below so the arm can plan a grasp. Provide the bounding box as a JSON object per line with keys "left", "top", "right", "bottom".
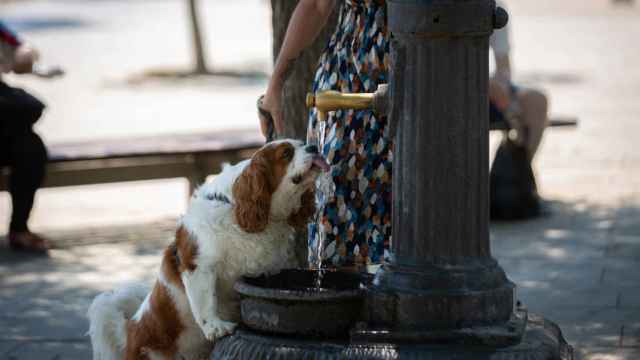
{"left": 543, "top": 228, "right": 571, "bottom": 239}
{"left": 595, "top": 220, "right": 615, "bottom": 230}
{"left": 575, "top": 322, "right": 606, "bottom": 332}
{"left": 3, "top": 272, "right": 42, "bottom": 286}
{"left": 583, "top": 355, "right": 624, "bottom": 360}
{"left": 492, "top": 197, "right": 640, "bottom": 356}
{"left": 0, "top": 238, "right": 166, "bottom": 349}
{"left": 519, "top": 280, "right": 551, "bottom": 289}
{"left": 539, "top": 245, "right": 569, "bottom": 260}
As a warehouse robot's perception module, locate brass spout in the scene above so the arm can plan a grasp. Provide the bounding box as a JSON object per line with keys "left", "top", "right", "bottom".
{"left": 306, "top": 91, "right": 375, "bottom": 112}
{"left": 306, "top": 84, "right": 389, "bottom": 122}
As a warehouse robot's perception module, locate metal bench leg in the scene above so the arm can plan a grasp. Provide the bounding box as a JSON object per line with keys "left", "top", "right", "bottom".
{"left": 188, "top": 156, "right": 209, "bottom": 200}
{"left": 188, "top": 172, "right": 207, "bottom": 197}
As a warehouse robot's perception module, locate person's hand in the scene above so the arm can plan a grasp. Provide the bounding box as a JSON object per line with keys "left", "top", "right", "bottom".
{"left": 258, "top": 86, "right": 284, "bottom": 140}
{"left": 0, "top": 61, "right": 12, "bottom": 73}
{"left": 31, "top": 63, "right": 65, "bottom": 79}
{"left": 12, "top": 44, "right": 39, "bottom": 74}
{"left": 489, "top": 78, "right": 511, "bottom": 111}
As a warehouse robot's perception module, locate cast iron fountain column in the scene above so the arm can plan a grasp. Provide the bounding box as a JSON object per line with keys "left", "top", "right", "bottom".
{"left": 368, "top": 0, "right": 514, "bottom": 334}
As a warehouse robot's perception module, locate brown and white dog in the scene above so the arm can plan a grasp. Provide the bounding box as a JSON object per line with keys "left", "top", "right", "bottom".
{"left": 87, "top": 139, "right": 328, "bottom": 360}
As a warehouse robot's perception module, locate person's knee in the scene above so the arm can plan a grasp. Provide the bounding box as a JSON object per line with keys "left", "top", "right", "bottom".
{"left": 10, "top": 132, "right": 48, "bottom": 179}
{"left": 519, "top": 89, "right": 548, "bottom": 127}
{"left": 530, "top": 89, "right": 548, "bottom": 112}
{"left": 22, "top": 132, "right": 47, "bottom": 163}
{"left": 521, "top": 89, "right": 548, "bottom": 113}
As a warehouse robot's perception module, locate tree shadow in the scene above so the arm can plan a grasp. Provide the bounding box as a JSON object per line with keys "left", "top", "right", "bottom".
{"left": 123, "top": 66, "right": 269, "bottom": 88}
{"left": 490, "top": 198, "right": 640, "bottom": 352}
{"left": 0, "top": 223, "right": 173, "bottom": 359}
{"left": 491, "top": 198, "right": 640, "bottom": 239}
{"left": 3, "top": 17, "right": 90, "bottom": 33}
{"left": 0, "top": 199, "right": 637, "bottom": 357}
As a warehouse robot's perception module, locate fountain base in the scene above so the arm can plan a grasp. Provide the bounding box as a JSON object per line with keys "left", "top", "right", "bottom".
{"left": 351, "top": 307, "right": 527, "bottom": 347}
{"left": 212, "top": 314, "right": 573, "bottom": 360}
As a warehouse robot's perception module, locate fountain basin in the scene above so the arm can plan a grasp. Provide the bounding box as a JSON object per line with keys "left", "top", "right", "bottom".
{"left": 234, "top": 269, "right": 365, "bottom": 338}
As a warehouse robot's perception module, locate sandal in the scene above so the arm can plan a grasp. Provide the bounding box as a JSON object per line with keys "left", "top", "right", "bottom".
{"left": 8, "top": 231, "right": 51, "bottom": 254}
{"left": 257, "top": 95, "right": 276, "bottom": 142}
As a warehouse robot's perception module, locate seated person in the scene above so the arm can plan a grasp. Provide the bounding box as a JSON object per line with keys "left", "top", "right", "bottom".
{"left": 489, "top": 0, "right": 549, "bottom": 161}
{"left": 1, "top": 21, "right": 50, "bottom": 253}
{"left": 488, "top": 2, "right": 549, "bottom": 219}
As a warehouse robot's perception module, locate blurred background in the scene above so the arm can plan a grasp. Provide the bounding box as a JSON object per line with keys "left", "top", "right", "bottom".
{"left": 0, "top": 0, "right": 639, "bottom": 359}
{"left": 1, "top": 0, "right": 273, "bottom": 232}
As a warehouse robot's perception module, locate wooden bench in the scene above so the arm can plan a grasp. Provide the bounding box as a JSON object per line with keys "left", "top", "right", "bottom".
{"left": 0, "top": 119, "right": 576, "bottom": 196}
{"left": 0, "top": 129, "right": 264, "bottom": 194}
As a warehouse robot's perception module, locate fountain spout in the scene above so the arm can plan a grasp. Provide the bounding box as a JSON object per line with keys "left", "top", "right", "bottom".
{"left": 306, "top": 84, "right": 389, "bottom": 122}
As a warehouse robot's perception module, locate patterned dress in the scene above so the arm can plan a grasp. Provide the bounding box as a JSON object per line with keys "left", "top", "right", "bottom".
{"left": 307, "top": 0, "right": 391, "bottom": 267}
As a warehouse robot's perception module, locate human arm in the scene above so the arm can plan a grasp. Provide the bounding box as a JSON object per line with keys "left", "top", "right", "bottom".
{"left": 259, "top": 0, "right": 336, "bottom": 137}
{"left": 489, "top": 78, "right": 510, "bottom": 111}
{"left": 0, "top": 22, "right": 62, "bottom": 78}
{"left": 490, "top": 0, "right": 512, "bottom": 84}
{"left": 490, "top": 27, "right": 511, "bottom": 85}
{"left": 488, "top": 0, "right": 512, "bottom": 110}
{"left": 12, "top": 44, "right": 39, "bottom": 74}
{"left": 0, "top": 22, "right": 39, "bottom": 74}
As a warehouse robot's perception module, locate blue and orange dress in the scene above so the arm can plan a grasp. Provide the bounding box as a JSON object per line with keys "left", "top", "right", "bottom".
{"left": 307, "top": 0, "right": 391, "bottom": 268}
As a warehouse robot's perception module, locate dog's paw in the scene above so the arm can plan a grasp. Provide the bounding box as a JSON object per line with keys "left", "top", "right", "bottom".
{"left": 201, "top": 319, "right": 237, "bottom": 341}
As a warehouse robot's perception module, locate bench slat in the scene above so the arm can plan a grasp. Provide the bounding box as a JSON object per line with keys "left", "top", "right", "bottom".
{"left": 1, "top": 118, "right": 578, "bottom": 193}
{"left": 47, "top": 129, "right": 264, "bottom": 162}
{"left": 489, "top": 116, "right": 578, "bottom": 131}
{"left": 43, "top": 157, "right": 198, "bottom": 188}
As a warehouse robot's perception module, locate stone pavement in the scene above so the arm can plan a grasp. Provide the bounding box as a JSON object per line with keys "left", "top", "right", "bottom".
{"left": 492, "top": 201, "right": 640, "bottom": 360}
{"left": 1, "top": 0, "right": 639, "bottom": 359}
{"left": 2, "top": 202, "right": 639, "bottom": 360}
{"left": 0, "top": 220, "right": 175, "bottom": 359}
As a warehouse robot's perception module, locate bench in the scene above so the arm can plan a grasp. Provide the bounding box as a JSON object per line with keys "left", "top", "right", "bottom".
{"left": 0, "top": 129, "right": 264, "bottom": 195}
{"left": 0, "top": 118, "right": 576, "bottom": 195}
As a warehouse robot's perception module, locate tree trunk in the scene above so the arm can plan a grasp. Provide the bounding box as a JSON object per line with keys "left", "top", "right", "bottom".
{"left": 187, "top": 0, "right": 208, "bottom": 74}
{"left": 270, "top": 0, "right": 338, "bottom": 140}
{"left": 270, "top": 0, "right": 338, "bottom": 266}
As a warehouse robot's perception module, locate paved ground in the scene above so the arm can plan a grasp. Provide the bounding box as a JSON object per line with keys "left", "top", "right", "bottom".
{"left": 1, "top": 0, "right": 639, "bottom": 359}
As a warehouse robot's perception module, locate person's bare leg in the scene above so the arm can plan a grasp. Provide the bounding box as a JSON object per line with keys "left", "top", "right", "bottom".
{"left": 517, "top": 88, "right": 548, "bottom": 160}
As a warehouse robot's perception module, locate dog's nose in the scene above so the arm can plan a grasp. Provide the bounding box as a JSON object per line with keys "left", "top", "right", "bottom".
{"left": 305, "top": 145, "right": 318, "bottom": 154}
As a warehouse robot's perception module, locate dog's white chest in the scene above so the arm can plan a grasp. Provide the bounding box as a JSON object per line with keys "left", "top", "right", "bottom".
{"left": 219, "top": 225, "right": 296, "bottom": 277}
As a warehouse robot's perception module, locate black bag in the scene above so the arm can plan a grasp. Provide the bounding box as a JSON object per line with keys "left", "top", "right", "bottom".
{"left": 0, "top": 81, "right": 46, "bottom": 135}
{"left": 490, "top": 138, "right": 540, "bottom": 220}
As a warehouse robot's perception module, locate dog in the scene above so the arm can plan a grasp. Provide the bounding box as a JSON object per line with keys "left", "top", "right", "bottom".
{"left": 88, "top": 139, "right": 329, "bottom": 360}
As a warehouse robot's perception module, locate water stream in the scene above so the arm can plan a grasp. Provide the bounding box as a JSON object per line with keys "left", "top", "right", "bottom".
{"left": 312, "top": 115, "right": 335, "bottom": 289}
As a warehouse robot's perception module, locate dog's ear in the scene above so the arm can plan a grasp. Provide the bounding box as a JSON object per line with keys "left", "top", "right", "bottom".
{"left": 287, "top": 189, "right": 316, "bottom": 230}
{"left": 233, "top": 155, "right": 273, "bottom": 233}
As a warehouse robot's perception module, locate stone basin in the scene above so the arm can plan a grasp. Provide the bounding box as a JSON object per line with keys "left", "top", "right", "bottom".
{"left": 234, "top": 269, "right": 366, "bottom": 339}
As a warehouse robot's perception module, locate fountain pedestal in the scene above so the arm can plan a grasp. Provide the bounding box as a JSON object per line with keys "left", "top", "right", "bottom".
{"left": 211, "top": 0, "right": 573, "bottom": 358}
{"left": 214, "top": 315, "right": 571, "bottom": 360}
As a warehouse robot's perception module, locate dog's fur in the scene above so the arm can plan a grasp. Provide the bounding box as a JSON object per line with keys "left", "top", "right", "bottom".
{"left": 88, "top": 140, "right": 322, "bottom": 359}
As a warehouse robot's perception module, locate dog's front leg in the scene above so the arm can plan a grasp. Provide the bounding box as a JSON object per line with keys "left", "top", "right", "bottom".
{"left": 181, "top": 265, "right": 237, "bottom": 341}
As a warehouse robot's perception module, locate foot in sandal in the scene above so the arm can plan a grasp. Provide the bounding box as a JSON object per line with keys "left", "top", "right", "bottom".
{"left": 8, "top": 231, "right": 50, "bottom": 254}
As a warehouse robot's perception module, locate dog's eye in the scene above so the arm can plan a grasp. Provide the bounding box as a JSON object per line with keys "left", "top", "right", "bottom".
{"left": 282, "top": 148, "right": 294, "bottom": 160}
